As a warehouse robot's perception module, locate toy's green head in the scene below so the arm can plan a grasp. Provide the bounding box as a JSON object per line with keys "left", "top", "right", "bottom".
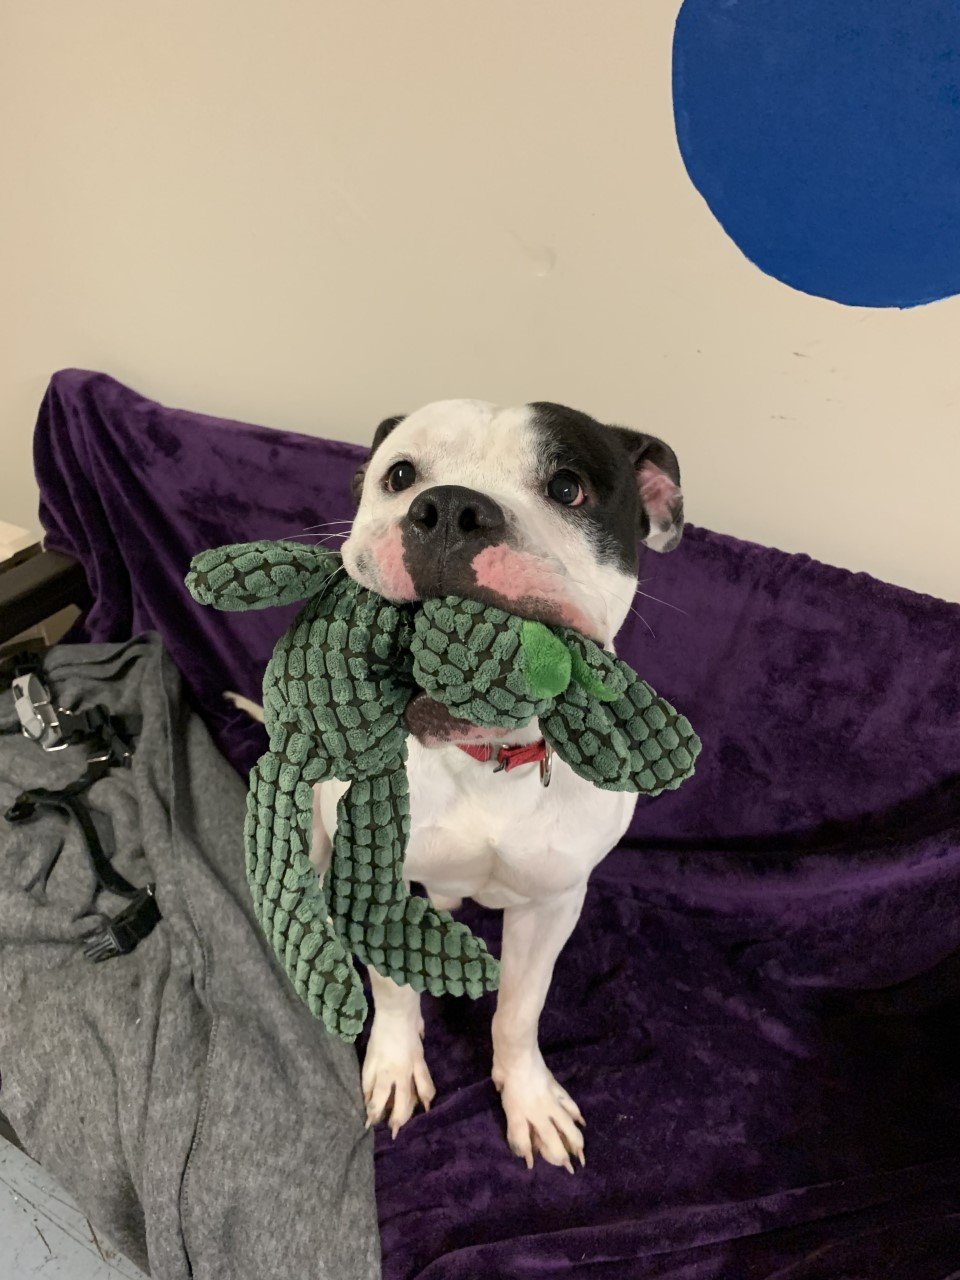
{"left": 410, "top": 603, "right": 620, "bottom": 731}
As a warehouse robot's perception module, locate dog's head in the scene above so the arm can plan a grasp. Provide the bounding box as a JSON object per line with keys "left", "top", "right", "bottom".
{"left": 342, "top": 400, "right": 683, "bottom": 648}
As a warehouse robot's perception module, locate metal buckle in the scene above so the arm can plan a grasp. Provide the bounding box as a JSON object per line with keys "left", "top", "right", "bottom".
{"left": 540, "top": 741, "right": 553, "bottom": 788}
{"left": 12, "top": 673, "right": 69, "bottom": 752}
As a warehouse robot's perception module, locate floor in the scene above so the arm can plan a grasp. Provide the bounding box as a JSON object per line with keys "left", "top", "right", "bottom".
{"left": 0, "top": 1141, "right": 143, "bottom": 1279}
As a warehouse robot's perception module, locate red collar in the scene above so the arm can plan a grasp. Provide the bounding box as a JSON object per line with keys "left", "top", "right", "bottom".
{"left": 457, "top": 739, "right": 550, "bottom": 775}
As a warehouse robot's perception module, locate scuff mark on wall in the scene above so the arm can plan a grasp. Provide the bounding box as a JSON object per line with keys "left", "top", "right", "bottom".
{"left": 508, "top": 230, "right": 557, "bottom": 278}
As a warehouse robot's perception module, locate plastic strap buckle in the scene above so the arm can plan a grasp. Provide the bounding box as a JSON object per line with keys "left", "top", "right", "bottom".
{"left": 82, "top": 885, "right": 161, "bottom": 962}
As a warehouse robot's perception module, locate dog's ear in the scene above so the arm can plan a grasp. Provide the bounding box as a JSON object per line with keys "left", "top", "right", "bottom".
{"left": 351, "top": 415, "right": 405, "bottom": 505}
{"left": 609, "top": 427, "right": 684, "bottom": 553}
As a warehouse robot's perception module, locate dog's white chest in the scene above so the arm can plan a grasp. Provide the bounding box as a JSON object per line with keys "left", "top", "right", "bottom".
{"left": 402, "top": 741, "right": 636, "bottom": 909}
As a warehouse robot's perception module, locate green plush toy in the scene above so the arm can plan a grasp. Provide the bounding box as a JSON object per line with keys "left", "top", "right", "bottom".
{"left": 186, "top": 539, "right": 701, "bottom": 1042}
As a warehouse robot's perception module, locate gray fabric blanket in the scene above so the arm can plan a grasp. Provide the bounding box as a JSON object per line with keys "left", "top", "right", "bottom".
{"left": 0, "top": 636, "right": 379, "bottom": 1279}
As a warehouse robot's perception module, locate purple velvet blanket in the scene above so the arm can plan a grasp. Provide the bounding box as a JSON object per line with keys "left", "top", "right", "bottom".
{"left": 34, "top": 370, "right": 960, "bottom": 1278}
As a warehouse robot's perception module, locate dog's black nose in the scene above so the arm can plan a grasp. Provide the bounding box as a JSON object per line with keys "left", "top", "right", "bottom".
{"left": 406, "top": 486, "right": 505, "bottom": 544}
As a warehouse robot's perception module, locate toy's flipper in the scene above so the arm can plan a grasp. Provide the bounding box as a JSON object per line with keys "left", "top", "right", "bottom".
{"left": 186, "top": 541, "right": 343, "bottom": 611}
{"left": 246, "top": 748, "right": 368, "bottom": 1041}
{"left": 329, "top": 763, "right": 500, "bottom": 1000}
{"left": 544, "top": 633, "right": 701, "bottom": 795}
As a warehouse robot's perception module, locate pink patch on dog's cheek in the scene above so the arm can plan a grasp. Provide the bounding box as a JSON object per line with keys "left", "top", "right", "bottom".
{"left": 472, "top": 545, "right": 542, "bottom": 599}
{"left": 370, "top": 527, "right": 417, "bottom": 600}
{"left": 472, "top": 545, "right": 592, "bottom": 633}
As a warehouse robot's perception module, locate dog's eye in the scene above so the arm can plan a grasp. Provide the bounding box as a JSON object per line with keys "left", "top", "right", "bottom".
{"left": 385, "top": 460, "right": 417, "bottom": 493}
{"left": 546, "top": 470, "right": 585, "bottom": 507}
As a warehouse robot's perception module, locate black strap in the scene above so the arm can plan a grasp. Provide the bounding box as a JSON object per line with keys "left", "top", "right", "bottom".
{"left": 82, "top": 886, "right": 161, "bottom": 962}
{"left": 0, "top": 640, "right": 47, "bottom": 683}
{"left": 6, "top": 772, "right": 141, "bottom": 899}
{"left": 4, "top": 657, "right": 160, "bottom": 958}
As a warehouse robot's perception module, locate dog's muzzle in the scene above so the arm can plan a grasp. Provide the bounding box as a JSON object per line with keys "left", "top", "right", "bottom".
{"left": 402, "top": 485, "right": 506, "bottom": 597}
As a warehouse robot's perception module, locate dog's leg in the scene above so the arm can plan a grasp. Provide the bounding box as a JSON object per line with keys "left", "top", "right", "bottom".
{"left": 428, "top": 892, "right": 462, "bottom": 911}
{"left": 492, "top": 884, "right": 588, "bottom": 1171}
{"left": 311, "top": 781, "right": 433, "bottom": 1134}
{"left": 310, "top": 785, "right": 333, "bottom": 873}
{"left": 362, "top": 966, "right": 435, "bottom": 1137}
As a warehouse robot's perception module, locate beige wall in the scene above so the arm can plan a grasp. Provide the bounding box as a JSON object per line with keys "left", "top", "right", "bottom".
{"left": 2, "top": 0, "right": 958, "bottom": 601}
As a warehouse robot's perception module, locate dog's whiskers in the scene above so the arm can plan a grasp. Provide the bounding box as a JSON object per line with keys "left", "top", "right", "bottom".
{"left": 620, "top": 601, "right": 655, "bottom": 639}
{"left": 316, "top": 564, "right": 347, "bottom": 600}
{"left": 633, "top": 587, "right": 687, "bottom": 616}
{"left": 563, "top": 572, "right": 656, "bottom": 640}
{"left": 297, "top": 519, "right": 354, "bottom": 534}
{"left": 298, "top": 531, "right": 349, "bottom": 545}
{"left": 602, "top": 588, "right": 656, "bottom": 639}
{"left": 594, "top": 586, "right": 656, "bottom": 636}
{"left": 585, "top": 577, "right": 689, "bottom": 635}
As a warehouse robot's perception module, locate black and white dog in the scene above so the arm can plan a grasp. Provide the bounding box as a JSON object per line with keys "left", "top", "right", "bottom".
{"left": 238, "top": 400, "right": 683, "bottom": 1170}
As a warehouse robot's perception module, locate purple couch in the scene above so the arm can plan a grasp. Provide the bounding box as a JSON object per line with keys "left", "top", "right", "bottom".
{"left": 34, "top": 370, "right": 960, "bottom": 1278}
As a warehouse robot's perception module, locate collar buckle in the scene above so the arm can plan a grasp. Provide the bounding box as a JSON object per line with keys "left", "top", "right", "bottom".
{"left": 12, "top": 673, "right": 69, "bottom": 752}
{"left": 459, "top": 737, "right": 552, "bottom": 785}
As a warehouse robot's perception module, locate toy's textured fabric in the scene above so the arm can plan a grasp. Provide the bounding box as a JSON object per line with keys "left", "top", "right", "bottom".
{"left": 35, "top": 371, "right": 960, "bottom": 1280}
{"left": 186, "top": 539, "right": 700, "bottom": 1038}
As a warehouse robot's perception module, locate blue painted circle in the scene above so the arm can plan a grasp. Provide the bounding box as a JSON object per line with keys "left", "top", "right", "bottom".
{"left": 673, "top": 0, "right": 960, "bottom": 308}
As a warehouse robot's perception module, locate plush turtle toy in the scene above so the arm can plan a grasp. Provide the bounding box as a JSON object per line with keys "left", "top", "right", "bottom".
{"left": 186, "top": 539, "right": 701, "bottom": 1042}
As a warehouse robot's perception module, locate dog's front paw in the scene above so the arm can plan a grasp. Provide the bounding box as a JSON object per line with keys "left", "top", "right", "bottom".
{"left": 362, "top": 1017, "right": 435, "bottom": 1139}
{"left": 492, "top": 1055, "right": 585, "bottom": 1172}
